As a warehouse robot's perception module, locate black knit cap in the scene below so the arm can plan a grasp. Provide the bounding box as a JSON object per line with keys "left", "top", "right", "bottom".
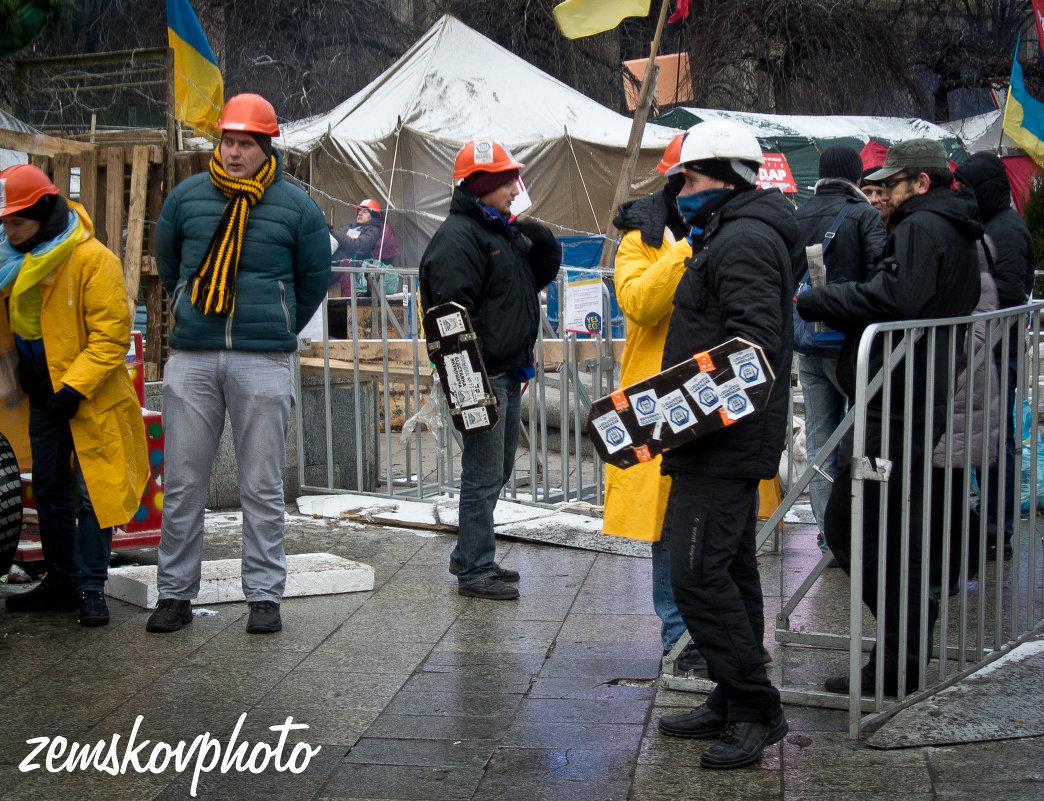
{"left": 818, "top": 145, "right": 863, "bottom": 183}
{"left": 687, "top": 158, "right": 757, "bottom": 187}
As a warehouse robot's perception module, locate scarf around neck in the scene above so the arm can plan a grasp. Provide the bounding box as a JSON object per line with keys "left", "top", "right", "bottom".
{"left": 0, "top": 207, "right": 84, "bottom": 339}
{"left": 189, "top": 148, "right": 277, "bottom": 316}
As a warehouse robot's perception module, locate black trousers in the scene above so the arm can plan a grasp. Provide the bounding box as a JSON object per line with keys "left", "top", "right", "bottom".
{"left": 667, "top": 473, "right": 780, "bottom": 721}
{"left": 824, "top": 419, "right": 941, "bottom": 692}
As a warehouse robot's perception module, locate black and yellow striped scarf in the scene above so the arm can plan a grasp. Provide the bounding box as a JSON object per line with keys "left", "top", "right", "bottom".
{"left": 189, "top": 148, "right": 277, "bottom": 315}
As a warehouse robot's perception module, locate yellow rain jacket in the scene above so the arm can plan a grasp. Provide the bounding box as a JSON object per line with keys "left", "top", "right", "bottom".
{"left": 0, "top": 201, "right": 148, "bottom": 528}
{"left": 603, "top": 229, "right": 691, "bottom": 541}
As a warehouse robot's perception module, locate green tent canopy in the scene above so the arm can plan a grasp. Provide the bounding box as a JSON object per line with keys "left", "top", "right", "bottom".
{"left": 655, "top": 107, "right": 968, "bottom": 206}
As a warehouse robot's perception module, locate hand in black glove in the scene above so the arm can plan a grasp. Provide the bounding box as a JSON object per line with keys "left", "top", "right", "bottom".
{"left": 46, "top": 386, "right": 82, "bottom": 419}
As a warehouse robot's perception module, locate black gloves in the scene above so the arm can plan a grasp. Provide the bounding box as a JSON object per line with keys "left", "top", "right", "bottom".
{"left": 46, "top": 387, "right": 82, "bottom": 419}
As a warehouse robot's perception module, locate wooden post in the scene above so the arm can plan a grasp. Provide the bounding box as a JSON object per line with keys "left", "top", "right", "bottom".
{"left": 123, "top": 146, "right": 150, "bottom": 320}
{"left": 78, "top": 148, "right": 98, "bottom": 222}
{"left": 105, "top": 147, "right": 125, "bottom": 260}
{"left": 597, "top": 0, "right": 671, "bottom": 269}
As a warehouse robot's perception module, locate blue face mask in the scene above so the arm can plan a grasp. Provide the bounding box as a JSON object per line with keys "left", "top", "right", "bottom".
{"left": 676, "top": 188, "right": 729, "bottom": 223}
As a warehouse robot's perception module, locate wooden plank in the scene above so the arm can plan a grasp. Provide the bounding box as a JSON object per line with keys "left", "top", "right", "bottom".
{"left": 305, "top": 338, "right": 624, "bottom": 367}
{"left": 104, "top": 147, "right": 124, "bottom": 259}
{"left": 52, "top": 153, "right": 71, "bottom": 197}
{"left": 78, "top": 148, "right": 98, "bottom": 222}
{"left": 0, "top": 128, "right": 95, "bottom": 158}
{"left": 299, "top": 356, "right": 435, "bottom": 386}
{"left": 143, "top": 275, "right": 165, "bottom": 379}
{"left": 122, "top": 145, "right": 150, "bottom": 317}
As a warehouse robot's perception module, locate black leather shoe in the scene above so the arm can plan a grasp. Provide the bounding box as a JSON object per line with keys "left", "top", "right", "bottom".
{"left": 5, "top": 575, "right": 79, "bottom": 612}
{"left": 824, "top": 673, "right": 871, "bottom": 693}
{"left": 457, "top": 576, "right": 519, "bottom": 600}
{"left": 700, "top": 709, "right": 788, "bottom": 770}
{"left": 658, "top": 704, "right": 727, "bottom": 739}
{"left": 824, "top": 672, "right": 913, "bottom": 696}
{"left": 449, "top": 561, "right": 520, "bottom": 582}
{"left": 78, "top": 590, "right": 109, "bottom": 627}
{"left": 246, "top": 601, "right": 282, "bottom": 634}
{"left": 675, "top": 642, "right": 708, "bottom": 674}
{"left": 986, "top": 541, "right": 1014, "bottom": 561}
{"left": 146, "top": 599, "right": 193, "bottom": 633}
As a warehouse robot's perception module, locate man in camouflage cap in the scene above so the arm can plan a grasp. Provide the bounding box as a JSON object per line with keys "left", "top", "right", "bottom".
{"left": 797, "top": 138, "right": 982, "bottom": 695}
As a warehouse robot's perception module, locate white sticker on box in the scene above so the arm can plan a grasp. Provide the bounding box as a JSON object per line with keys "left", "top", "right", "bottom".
{"left": 718, "top": 378, "right": 754, "bottom": 421}
{"left": 628, "top": 389, "right": 664, "bottom": 427}
{"left": 436, "top": 311, "right": 467, "bottom": 337}
{"left": 729, "top": 347, "right": 766, "bottom": 388}
{"left": 660, "top": 389, "right": 698, "bottom": 433}
{"left": 591, "top": 409, "right": 633, "bottom": 454}
{"left": 445, "top": 351, "right": 480, "bottom": 407}
{"left": 684, "top": 372, "right": 722, "bottom": 415}
{"left": 462, "top": 407, "right": 490, "bottom": 430}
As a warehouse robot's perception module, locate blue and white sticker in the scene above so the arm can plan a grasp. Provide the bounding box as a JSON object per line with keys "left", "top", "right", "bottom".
{"left": 591, "top": 409, "right": 633, "bottom": 454}
{"left": 660, "top": 389, "right": 697, "bottom": 433}
{"left": 462, "top": 407, "right": 490, "bottom": 430}
{"left": 718, "top": 378, "right": 754, "bottom": 421}
{"left": 729, "top": 347, "right": 766, "bottom": 388}
{"left": 436, "top": 311, "right": 467, "bottom": 337}
{"left": 628, "top": 388, "right": 664, "bottom": 427}
{"left": 684, "top": 372, "right": 722, "bottom": 415}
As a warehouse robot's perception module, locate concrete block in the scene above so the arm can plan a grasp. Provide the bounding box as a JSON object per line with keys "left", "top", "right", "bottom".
{"left": 105, "top": 552, "right": 375, "bottom": 608}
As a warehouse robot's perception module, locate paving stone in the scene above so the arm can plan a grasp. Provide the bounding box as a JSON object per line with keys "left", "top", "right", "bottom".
{"left": 344, "top": 737, "right": 496, "bottom": 768}
{"left": 320, "top": 762, "right": 483, "bottom": 800}
{"left": 474, "top": 747, "right": 632, "bottom": 801}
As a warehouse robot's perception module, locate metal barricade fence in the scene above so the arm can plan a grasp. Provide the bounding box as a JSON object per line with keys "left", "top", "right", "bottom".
{"left": 296, "top": 263, "right": 1042, "bottom": 739}
{"left": 295, "top": 261, "right": 620, "bottom": 509}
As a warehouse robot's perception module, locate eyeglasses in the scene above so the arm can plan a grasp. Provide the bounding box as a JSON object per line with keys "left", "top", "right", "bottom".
{"left": 882, "top": 174, "right": 915, "bottom": 189}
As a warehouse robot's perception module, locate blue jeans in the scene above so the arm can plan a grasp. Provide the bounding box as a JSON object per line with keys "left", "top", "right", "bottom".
{"left": 29, "top": 405, "right": 112, "bottom": 592}
{"left": 651, "top": 511, "right": 688, "bottom": 651}
{"left": 985, "top": 350, "right": 1019, "bottom": 543}
{"left": 453, "top": 373, "right": 521, "bottom": 585}
{"left": 798, "top": 353, "right": 846, "bottom": 551}
{"left": 157, "top": 350, "right": 294, "bottom": 602}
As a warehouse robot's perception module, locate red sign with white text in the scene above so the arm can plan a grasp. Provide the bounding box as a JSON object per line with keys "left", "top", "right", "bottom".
{"left": 757, "top": 153, "right": 798, "bottom": 193}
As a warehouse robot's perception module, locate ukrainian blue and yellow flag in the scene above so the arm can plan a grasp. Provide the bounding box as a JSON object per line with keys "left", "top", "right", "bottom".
{"left": 166, "top": 0, "right": 223, "bottom": 135}
{"left": 1003, "top": 42, "right": 1044, "bottom": 167}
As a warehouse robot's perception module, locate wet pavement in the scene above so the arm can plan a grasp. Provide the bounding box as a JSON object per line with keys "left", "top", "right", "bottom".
{"left": 1, "top": 507, "right": 1042, "bottom": 801}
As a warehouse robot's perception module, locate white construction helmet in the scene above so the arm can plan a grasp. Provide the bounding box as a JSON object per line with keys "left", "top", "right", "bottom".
{"left": 665, "top": 119, "right": 765, "bottom": 185}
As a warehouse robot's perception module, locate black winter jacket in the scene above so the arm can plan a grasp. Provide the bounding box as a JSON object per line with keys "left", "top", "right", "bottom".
{"left": 796, "top": 179, "right": 886, "bottom": 284}
{"left": 954, "top": 152, "right": 1035, "bottom": 307}
{"left": 419, "top": 188, "right": 561, "bottom": 375}
{"left": 660, "top": 187, "right": 800, "bottom": 480}
{"left": 796, "top": 187, "right": 982, "bottom": 421}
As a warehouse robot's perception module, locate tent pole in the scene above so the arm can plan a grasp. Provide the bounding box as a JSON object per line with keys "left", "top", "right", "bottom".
{"left": 598, "top": 0, "right": 670, "bottom": 269}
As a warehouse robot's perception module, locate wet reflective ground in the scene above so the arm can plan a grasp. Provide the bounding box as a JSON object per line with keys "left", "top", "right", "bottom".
{"left": 1, "top": 510, "right": 1041, "bottom": 800}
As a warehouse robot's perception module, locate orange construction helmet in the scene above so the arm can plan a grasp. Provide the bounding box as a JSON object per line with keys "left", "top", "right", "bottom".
{"left": 216, "top": 93, "right": 281, "bottom": 136}
{"left": 657, "top": 134, "right": 686, "bottom": 175}
{"left": 0, "top": 164, "right": 59, "bottom": 218}
{"left": 356, "top": 198, "right": 382, "bottom": 217}
{"left": 452, "top": 140, "right": 524, "bottom": 181}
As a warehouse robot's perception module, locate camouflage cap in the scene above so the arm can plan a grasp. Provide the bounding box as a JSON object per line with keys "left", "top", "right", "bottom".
{"left": 865, "top": 138, "right": 950, "bottom": 181}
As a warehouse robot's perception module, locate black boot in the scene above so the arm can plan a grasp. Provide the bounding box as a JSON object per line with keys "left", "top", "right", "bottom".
{"left": 5, "top": 575, "right": 79, "bottom": 612}
{"left": 700, "top": 709, "right": 788, "bottom": 770}
{"left": 78, "top": 590, "right": 109, "bottom": 627}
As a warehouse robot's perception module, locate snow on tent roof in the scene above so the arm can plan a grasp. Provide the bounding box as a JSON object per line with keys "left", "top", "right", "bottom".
{"left": 281, "top": 15, "right": 677, "bottom": 151}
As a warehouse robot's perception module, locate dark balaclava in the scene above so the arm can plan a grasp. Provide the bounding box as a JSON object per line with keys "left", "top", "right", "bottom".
{"left": 10, "top": 193, "right": 70, "bottom": 253}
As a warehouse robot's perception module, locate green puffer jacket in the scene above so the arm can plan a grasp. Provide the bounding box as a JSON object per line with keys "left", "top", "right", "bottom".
{"left": 156, "top": 151, "right": 331, "bottom": 352}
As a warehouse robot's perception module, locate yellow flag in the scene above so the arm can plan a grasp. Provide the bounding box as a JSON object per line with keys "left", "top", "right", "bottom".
{"left": 554, "top": 0, "right": 651, "bottom": 39}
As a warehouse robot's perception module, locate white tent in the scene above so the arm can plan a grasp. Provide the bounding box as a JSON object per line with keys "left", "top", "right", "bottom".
{"left": 280, "top": 15, "right": 678, "bottom": 268}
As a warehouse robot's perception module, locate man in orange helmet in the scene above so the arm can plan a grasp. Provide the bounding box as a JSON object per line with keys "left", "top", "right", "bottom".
{"left": 419, "top": 139, "right": 560, "bottom": 600}
{"left": 332, "top": 198, "right": 400, "bottom": 295}
{"left": 0, "top": 164, "right": 148, "bottom": 627}
{"left": 147, "top": 93, "right": 331, "bottom": 635}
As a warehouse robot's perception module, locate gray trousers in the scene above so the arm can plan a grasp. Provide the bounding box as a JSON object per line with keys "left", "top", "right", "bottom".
{"left": 157, "top": 349, "right": 294, "bottom": 603}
